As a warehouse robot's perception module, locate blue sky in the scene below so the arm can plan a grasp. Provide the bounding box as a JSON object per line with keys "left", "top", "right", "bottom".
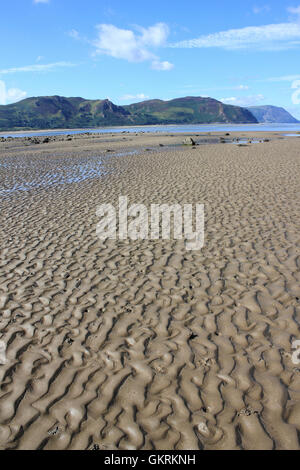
{"left": 1, "top": 0, "right": 300, "bottom": 118}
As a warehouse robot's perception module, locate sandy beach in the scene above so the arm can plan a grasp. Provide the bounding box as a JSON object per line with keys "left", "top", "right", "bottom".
{"left": 0, "top": 131, "right": 300, "bottom": 450}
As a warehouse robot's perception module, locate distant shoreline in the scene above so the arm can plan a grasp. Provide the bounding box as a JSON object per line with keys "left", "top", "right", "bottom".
{"left": 1, "top": 122, "right": 300, "bottom": 138}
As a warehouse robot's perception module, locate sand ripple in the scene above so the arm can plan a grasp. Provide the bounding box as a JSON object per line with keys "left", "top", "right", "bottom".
{"left": 0, "top": 136, "right": 300, "bottom": 449}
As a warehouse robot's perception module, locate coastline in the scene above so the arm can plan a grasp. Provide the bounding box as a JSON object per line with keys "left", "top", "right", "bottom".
{"left": 0, "top": 122, "right": 300, "bottom": 139}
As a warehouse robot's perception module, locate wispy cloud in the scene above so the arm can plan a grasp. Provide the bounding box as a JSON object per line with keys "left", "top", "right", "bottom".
{"left": 287, "top": 5, "right": 300, "bottom": 16}
{"left": 92, "top": 23, "right": 174, "bottom": 71}
{"left": 151, "top": 60, "right": 174, "bottom": 71}
{"left": 253, "top": 5, "right": 270, "bottom": 14}
{"left": 235, "top": 84, "right": 249, "bottom": 90}
{"left": 220, "top": 94, "right": 265, "bottom": 106}
{"left": 169, "top": 23, "right": 300, "bottom": 51}
{"left": 262, "top": 74, "right": 300, "bottom": 82}
{"left": 0, "top": 62, "right": 76, "bottom": 75}
{"left": 33, "top": 0, "right": 49, "bottom": 3}
{"left": 67, "top": 29, "right": 90, "bottom": 44}
{"left": 68, "top": 29, "right": 80, "bottom": 40}
{"left": 103, "top": 6, "right": 115, "bottom": 17}
{"left": 119, "top": 93, "right": 150, "bottom": 102}
{"left": 0, "top": 80, "right": 27, "bottom": 105}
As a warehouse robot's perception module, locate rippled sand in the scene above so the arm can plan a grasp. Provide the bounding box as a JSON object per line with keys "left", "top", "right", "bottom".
{"left": 0, "top": 132, "right": 300, "bottom": 450}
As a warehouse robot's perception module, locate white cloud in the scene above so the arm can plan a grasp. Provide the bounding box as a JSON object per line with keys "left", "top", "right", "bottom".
{"left": 119, "top": 93, "right": 150, "bottom": 102}
{"left": 68, "top": 29, "right": 80, "bottom": 40}
{"left": 151, "top": 60, "right": 174, "bottom": 71}
{"left": 67, "top": 29, "right": 89, "bottom": 44}
{"left": 138, "top": 23, "right": 170, "bottom": 47}
{"left": 93, "top": 24, "right": 153, "bottom": 62}
{"left": 235, "top": 84, "right": 249, "bottom": 90}
{"left": 220, "top": 94, "right": 265, "bottom": 106}
{"left": 263, "top": 74, "right": 300, "bottom": 82}
{"left": 0, "top": 62, "right": 76, "bottom": 75}
{"left": 33, "top": 0, "right": 49, "bottom": 4}
{"left": 287, "top": 5, "right": 300, "bottom": 16}
{"left": 0, "top": 80, "right": 27, "bottom": 105}
{"left": 93, "top": 23, "right": 174, "bottom": 70}
{"left": 253, "top": 5, "right": 270, "bottom": 14}
{"left": 169, "top": 23, "right": 300, "bottom": 51}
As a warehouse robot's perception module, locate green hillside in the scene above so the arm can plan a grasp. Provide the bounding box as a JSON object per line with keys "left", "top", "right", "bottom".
{"left": 125, "top": 97, "right": 257, "bottom": 125}
{"left": 0, "top": 96, "right": 132, "bottom": 130}
{"left": 0, "top": 95, "right": 257, "bottom": 131}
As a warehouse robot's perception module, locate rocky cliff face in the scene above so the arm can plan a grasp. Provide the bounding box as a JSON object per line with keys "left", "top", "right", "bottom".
{"left": 246, "top": 105, "right": 299, "bottom": 123}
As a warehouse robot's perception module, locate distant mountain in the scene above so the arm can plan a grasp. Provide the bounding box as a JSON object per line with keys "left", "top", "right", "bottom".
{"left": 246, "top": 105, "right": 299, "bottom": 123}
{"left": 125, "top": 96, "right": 257, "bottom": 125}
{"left": 0, "top": 95, "right": 257, "bottom": 131}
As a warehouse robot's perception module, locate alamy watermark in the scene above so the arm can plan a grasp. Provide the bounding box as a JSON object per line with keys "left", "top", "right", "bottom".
{"left": 96, "top": 196, "right": 204, "bottom": 250}
{"left": 0, "top": 340, "right": 6, "bottom": 365}
{"left": 292, "top": 340, "right": 300, "bottom": 365}
{"left": 291, "top": 80, "right": 300, "bottom": 105}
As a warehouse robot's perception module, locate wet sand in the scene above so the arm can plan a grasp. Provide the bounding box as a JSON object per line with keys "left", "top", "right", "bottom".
{"left": 0, "top": 132, "right": 300, "bottom": 450}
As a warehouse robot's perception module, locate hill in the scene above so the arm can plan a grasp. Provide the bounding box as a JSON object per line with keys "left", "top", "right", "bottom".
{"left": 125, "top": 96, "right": 257, "bottom": 125}
{"left": 0, "top": 95, "right": 257, "bottom": 130}
{"left": 246, "top": 105, "right": 299, "bottom": 123}
{"left": 0, "top": 96, "right": 132, "bottom": 130}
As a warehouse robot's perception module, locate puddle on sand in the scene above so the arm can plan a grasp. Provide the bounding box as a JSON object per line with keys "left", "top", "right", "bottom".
{"left": 0, "top": 160, "right": 107, "bottom": 195}
{"left": 228, "top": 139, "right": 261, "bottom": 145}
{"left": 282, "top": 134, "right": 300, "bottom": 137}
{"left": 0, "top": 149, "right": 140, "bottom": 196}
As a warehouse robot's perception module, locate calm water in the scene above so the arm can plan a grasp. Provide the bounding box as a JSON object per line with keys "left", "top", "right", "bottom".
{"left": 1, "top": 123, "right": 300, "bottom": 138}
{"left": 282, "top": 133, "right": 300, "bottom": 136}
